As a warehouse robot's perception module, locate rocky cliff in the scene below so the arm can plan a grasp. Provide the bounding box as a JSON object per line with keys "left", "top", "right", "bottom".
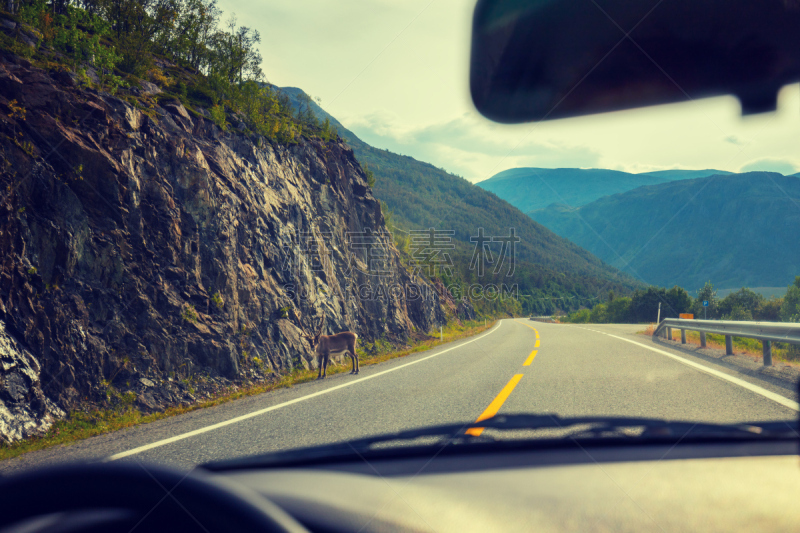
{"left": 0, "top": 52, "right": 450, "bottom": 443}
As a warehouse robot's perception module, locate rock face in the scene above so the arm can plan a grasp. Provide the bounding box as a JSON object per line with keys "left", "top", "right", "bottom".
{"left": 0, "top": 320, "right": 64, "bottom": 442}
{"left": 0, "top": 52, "right": 451, "bottom": 442}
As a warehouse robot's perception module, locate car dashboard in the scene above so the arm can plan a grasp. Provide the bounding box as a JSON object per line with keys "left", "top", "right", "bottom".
{"left": 206, "top": 439, "right": 800, "bottom": 532}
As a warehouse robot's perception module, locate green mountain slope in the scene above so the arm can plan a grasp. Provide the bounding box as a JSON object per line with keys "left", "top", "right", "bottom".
{"left": 277, "top": 87, "right": 641, "bottom": 312}
{"left": 477, "top": 167, "right": 730, "bottom": 213}
{"left": 528, "top": 173, "right": 800, "bottom": 290}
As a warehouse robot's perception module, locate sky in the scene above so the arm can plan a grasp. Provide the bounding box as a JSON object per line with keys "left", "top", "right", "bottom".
{"left": 217, "top": 0, "right": 800, "bottom": 183}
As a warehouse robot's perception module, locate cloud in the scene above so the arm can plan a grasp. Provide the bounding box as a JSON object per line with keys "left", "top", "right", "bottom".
{"left": 739, "top": 158, "right": 798, "bottom": 175}
{"left": 724, "top": 135, "right": 743, "bottom": 145}
{"left": 341, "top": 111, "right": 602, "bottom": 181}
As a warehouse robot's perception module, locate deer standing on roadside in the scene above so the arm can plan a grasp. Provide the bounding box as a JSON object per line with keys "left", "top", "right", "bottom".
{"left": 302, "top": 316, "right": 359, "bottom": 379}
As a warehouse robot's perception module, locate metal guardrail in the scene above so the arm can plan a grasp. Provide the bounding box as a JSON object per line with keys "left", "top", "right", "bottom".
{"left": 529, "top": 316, "right": 556, "bottom": 323}
{"left": 653, "top": 318, "right": 800, "bottom": 366}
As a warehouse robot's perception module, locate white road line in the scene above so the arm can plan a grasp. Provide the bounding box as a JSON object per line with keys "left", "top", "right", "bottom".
{"left": 580, "top": 327, "right": 799, "bottom": 411}
{"left": 106, "top": 322, "right": 503, "bottom": 461}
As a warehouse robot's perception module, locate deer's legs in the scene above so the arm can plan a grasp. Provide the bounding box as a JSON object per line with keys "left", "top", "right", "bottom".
{"left": 317, "top": 352, "right": 325, "bottom": 380}
{"left": 352, "top": 341, "right": 359, "bottom": 374}
{"left": 347, "top": 351, "right": 357, "bottom": 374}
{"left": 321, "top": 353, "right": 330, "bottom": 379}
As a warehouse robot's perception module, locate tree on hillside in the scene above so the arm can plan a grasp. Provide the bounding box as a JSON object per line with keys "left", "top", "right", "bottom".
{"left": 719, "top": 288, "right": 764, "bottom": 320}
{"left": 693, "top": 281, "right": 718, "bottom": 319}
{"left": 781, "top": 276, "right": 800, "bottom": 322}
{"left": 71, "top": 0, "right": 261, "bottom": 82}
{"left": 629, "top": 287, "right": 665, "bottom": 322}
{"left": 589, "top": 303, "right": 608, "bottom": 323}
{"left": 211, "top": 15, "right": 262, "bottom": 84}
{"left": 12, "top": 1, "right": 334, "bottom": 144}
{"left": 607, "top": 297, "right": 632, "bottom": 323}
{"left": 153, "top": 0, "right": 221, "bottom": 72}
{"left": 665, "top": 286, "right": 692, "bottom": 316}
{"left": 756, "top": 298, "right": 783, "bottom": 321}
{"left": 568, "top": 309, "right": 591, "bottom": 323}
{"left": 629, "top": 286, "right": 690, "bottom": 322}
{"left": 79, "top": 0, "right": 178, "bottom": 74}
{"left": 725, "top": 305, "right": 753, "bottom": 321}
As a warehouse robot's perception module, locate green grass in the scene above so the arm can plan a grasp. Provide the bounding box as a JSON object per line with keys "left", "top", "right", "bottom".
{"left": 0, "top": 319, "right": 496, "bottom": 462}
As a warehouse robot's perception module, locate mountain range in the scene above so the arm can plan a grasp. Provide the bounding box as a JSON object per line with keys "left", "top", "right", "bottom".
{"left": 477, "top": 167, "right": 733, "bottom": 213}
{"left": 280, "top": 93, "right": 800, "bottom": 293}
{"left": 527, "top": 173, "right": 800, "bottom": 290}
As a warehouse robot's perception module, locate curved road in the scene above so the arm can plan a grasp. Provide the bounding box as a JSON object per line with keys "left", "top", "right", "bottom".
{"left": 2, "top": 319, "right": 797, "bottom": 474}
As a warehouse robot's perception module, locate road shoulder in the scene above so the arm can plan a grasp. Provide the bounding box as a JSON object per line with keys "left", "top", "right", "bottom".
{"left": 577, "top": 323, "right": 799, "bottom": 401}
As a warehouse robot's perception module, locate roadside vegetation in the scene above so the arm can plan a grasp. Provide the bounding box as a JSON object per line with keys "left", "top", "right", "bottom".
{"left": 0, "top": 318, "right": 495, "bottom": 462}
{"left": 560, "top": 277, "right": 800, "bottom": 324}
{"left": 3, "top": 0, "right": 338, "bottom": 142}
{"left": 558, "top": 277, "right": 800, "bottom": 364}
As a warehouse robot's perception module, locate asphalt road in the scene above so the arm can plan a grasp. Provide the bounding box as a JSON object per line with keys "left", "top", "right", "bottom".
{"left": 2, "top": 319, "right": 798, "bottom": 475}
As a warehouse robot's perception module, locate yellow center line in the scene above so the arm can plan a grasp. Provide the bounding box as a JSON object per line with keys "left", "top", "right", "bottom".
{"left": 523, "top": 350, "right": 538, "bottom": 366}
{"left": 466, "top": 374, "right": 524, "bottom": 436}
{"left": 514, "top": 318, "right": 534, "bottom": 328}
{"left": 515, "top": 319, "right": 540, "bottom": 338}
{"left": 534, "top": 339, "right": 540, "bottom": 348}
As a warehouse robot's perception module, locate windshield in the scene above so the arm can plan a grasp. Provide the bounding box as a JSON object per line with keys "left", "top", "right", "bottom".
{"left": 0, "top": 0, "right": 797, "bottom": 475}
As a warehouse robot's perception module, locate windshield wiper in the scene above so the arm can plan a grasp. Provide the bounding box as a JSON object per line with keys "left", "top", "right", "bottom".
{"left": 202, "top": 414, "right": 798, "bottom": 471}
{"left": 465, "top": 414, "right": 797, "bottom": 439}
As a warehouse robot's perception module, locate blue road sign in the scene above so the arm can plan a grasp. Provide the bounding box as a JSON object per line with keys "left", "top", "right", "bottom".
{"left": 703, "top": 300, "right": 709, "bottom": 307}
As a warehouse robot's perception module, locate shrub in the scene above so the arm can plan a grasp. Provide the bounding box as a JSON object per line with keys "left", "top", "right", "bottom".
{"left": 665, "top": 286, "right": 692, "bottom": 316}
{"left": 319, "top": 117, "right": 338, "bottom": 141}
{"left": 155, "top": 92, "right": 181, "bottom": 105}
{"left": 781, "top": 277, "right": 800, "bottom": 322}
{"left": 755, "top": 298, "right": 783, "bottom": 321}
{"left": 589, "top": 303, "right": 608, "bottom": 323}
{"left": 181, "top": 304, "right": 198, "bottom": 323}
{"left": 566, "top": 308, "right": 591, "bottom": 323}
{"left": 719, "top": 288, "right": 763, "bottom": 319}
{"left": 187, "top": 85, "right": 216, "bottom": 107}
{"left": 629, "top": 287, "right": 669, "bottom": 322}
{"left": 209, "top": 104, "right": 228, "bottom": 131}
{"left": 363, "top": 163, "right": 376, "bottom": 188}
{"left": 607, "top": 297, "right": 632, "bottom": 323}
{"left": 147, "top": 67, "right": 171, "bottom": 87}
{"left": 723, "top": 305, "right": 753, "bottom": 321}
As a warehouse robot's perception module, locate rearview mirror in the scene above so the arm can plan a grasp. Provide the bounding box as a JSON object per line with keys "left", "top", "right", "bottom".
{"left": 470, "top": 0, "right": 800, "bottom": 123}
